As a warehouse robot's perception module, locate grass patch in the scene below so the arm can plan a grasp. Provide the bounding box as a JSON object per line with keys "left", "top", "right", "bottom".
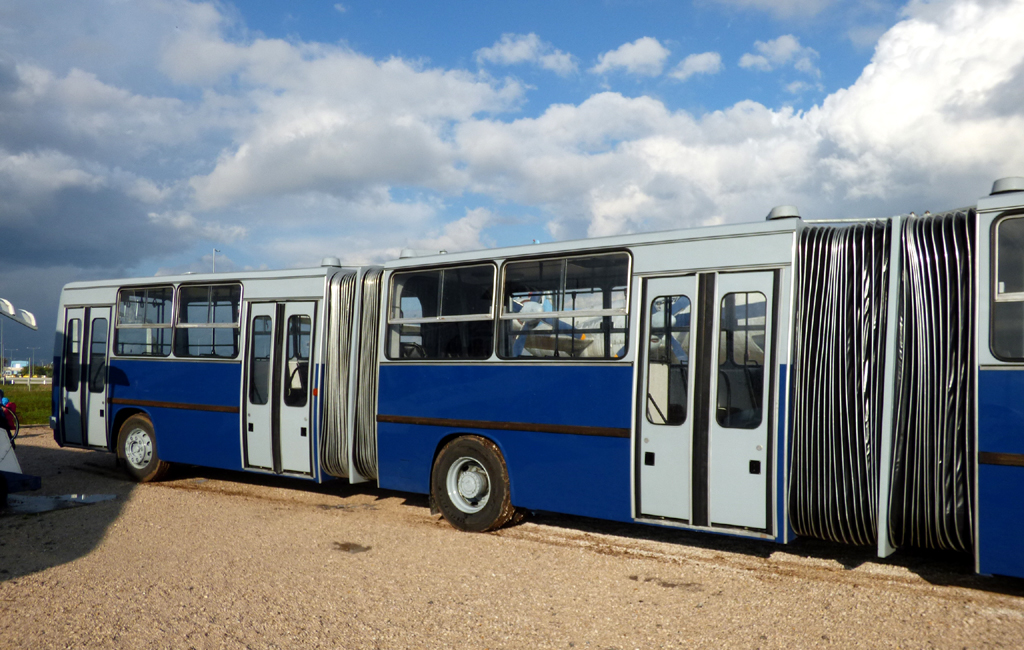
{"left": 0, "top": 383, "right": 52, "bottom": 425}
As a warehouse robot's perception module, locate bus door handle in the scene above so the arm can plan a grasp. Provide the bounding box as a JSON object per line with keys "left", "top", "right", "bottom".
{"left": 248, "top": 422, "right": 253, "bottom": 432}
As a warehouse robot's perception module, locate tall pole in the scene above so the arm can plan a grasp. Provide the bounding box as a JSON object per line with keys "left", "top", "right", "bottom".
{"left": 27, "top": 346, "right": 39, "bottom": 390}
{"left": 213, "top": 248, "right": 221, "bottom": 273}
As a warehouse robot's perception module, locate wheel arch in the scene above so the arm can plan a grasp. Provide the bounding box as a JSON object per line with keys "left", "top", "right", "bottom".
{"left": 430, "top": 431, "right": 517, "bottom": 505}
{"left": 110, "top": 407, "right": 150, "bottom": 456}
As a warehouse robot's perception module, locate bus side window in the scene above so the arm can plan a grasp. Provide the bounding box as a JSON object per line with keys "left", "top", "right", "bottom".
{"left": 716, "top": 291, "right": 766, "bottom": 429}
{"left": 386, "top": 265, "right": 495, "bottom": 360}
{"left": 115, "top": 286, "right": 173, "bottom": 357}
{"left": 249, "top": 316, "right": 272, "bottom": 405}
{"left": 646, "top": 295, "right": 690, "bottom": 425}
{"left": 88, "top": 318, "right": 108, "bottom": 393}
{"left": 500, "top": 252, "right": 630, "bottom": 359}
{"left": 992, "top": 216, "right": 1024, "bottom": 360}
{"left": 65, "top": 318, "right": 81, "bottom": 392}
{"left": 284, "top": 314, "right": 311, "bottom": 407}
{"left": 175, "top": 284, "right": 242, "bottom": 358}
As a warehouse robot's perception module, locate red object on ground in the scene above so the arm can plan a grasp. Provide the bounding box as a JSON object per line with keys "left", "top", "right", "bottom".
{"left": 2, "top": 402, "right": 16, "bottom": 431}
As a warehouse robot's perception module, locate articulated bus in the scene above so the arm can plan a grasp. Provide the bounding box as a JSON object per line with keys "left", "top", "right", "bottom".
{"left": 52, "top": 177, "right": 1024, "bottom": 580}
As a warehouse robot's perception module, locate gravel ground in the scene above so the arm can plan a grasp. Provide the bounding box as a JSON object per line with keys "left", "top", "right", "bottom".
{"left": 2, "top": 425, "right": 1023, "bottom": 649}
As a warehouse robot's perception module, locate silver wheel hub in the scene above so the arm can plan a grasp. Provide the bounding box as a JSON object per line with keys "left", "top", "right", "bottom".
{"left": 446, "top": 457, "right": 491, "bottom": 514}
{"left": 124, "top": 428, "right": 153, "bottom": 469}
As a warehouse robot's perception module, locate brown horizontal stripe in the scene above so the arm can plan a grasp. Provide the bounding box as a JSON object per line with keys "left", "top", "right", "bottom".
{"left": 376, "top": 413, "right": 630, "bottom": 438}
{"left": 109, "top": 397, "right": 239, "bottom": 414}
{"left": 979, "top": 451, "right": 1024, "bottom": 467}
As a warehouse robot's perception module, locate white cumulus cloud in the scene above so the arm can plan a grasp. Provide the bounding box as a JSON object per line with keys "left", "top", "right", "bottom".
{"left": 739, "top": 35, "right": 820, "bottom": 77}
{"left": 3, "top": 0, "right": 1024, "bottom": 294}
{"left": 590, "top": 37, "right": 671, "bottom": 77}
{"left": 669, "top": 52, "right": 724, "bottom": 81}
{"left": 475, "top": 33, "right": 577, "bottom": 76}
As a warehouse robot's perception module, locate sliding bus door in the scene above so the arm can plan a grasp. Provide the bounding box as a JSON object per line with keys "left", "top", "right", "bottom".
{"left": 244, "top": 301, "right": 315, "bottom": 475}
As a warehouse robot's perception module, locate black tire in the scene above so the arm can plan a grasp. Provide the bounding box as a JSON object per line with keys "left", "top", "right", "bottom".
{"left": 431, "top": 435, "right": 515, "bottom": 532}
{"left": 6, "top": 410, "right": 18, "bottom": 441}
{"left": 117, "top": 415, "right": 170, "bottom": 483}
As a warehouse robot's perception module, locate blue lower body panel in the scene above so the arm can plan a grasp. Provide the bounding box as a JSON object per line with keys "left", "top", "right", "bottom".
{"left": 108, "top": 359, "right": 244, "bottom": 472}
{"left": 978, "top": 464, "right": 1024, "bottom": 578}
{"left": 137, "top": 408, "right": 242, "bottom": 471}
{"left": 376, "top": 363, "right": 634, "bottom": 521}
{"left": 978, "top": 369, "right": 1024, "bottom": 578}
{"left": 377, "top": 422, "right": 632, "bottom": 522}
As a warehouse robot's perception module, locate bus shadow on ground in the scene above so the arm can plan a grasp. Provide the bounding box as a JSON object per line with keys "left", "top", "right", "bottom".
{"left": 507, "top": 509, "right": 1024, "bottom": 598}
{"left": 9, "top": 434, "right": 1020, "bottom": 598}
{"left": 155, "top": 464, "right": 1024, "bottom": 598}
{"left": 0, "top": 429, "right": 136, "bottom": 583}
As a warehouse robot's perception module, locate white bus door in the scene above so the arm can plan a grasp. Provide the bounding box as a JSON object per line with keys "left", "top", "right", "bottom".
{"left": 636, "top": 271, "right": 775, "bottom": 533}
{"left": 83, "top": 308, "right": 111, "bottom": 447}
{"left": 61, "top": 307, "right": 110, "bottom": 447}
{"left": 61, "top": 308, "right": 85, "bottom": 445}
{"left": 244, "top": 302, "right": 315, "bottom": 475}
{"left": 707, "top": 271, "right": 775, "bottom": 531}
{"left": 637, "top": 276, "right": 697, "bottom": 521}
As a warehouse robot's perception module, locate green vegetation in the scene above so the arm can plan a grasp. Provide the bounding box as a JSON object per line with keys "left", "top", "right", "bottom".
{"left": 1, "top": 383, "right": 52, "bottom": 426}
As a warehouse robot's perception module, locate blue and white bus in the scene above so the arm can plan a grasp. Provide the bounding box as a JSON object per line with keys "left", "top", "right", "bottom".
{"left": 52, "top": 177, "right": 1024, "bottom": 580}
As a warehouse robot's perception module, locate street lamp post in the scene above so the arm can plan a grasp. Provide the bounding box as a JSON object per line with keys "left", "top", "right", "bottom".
{"left": 7, "top": 349, "right": 17, "bottom": 386}
{"left": 27, "top": 346, "right": 39, "bottom": 390}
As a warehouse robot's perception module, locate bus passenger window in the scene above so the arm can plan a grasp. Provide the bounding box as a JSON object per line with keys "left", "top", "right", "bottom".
{"left": 175, "top": 284, "right": 242, "bottom": 358}
{"left": 992, "top": 216, "right": 1024, "bottom": 359}
{"left": 249, "top": 316, "right": 272, "bottom": 405}
{"left": 386, "top": 265, "right": 495, "bottom": 360}
{"left": 65, "top": 318, "right": 81, "bottom": 392}
{"left": 115, "top": 286, "right": 172, "bottom": 356}
{"left": 284, "top": 315, "right": 311, "bottom": 407}
{"left": 500, "top": 252, "right": 629, "bottom": 360}
{"left": 646, "top": 296, "right": 690, "bottom": 425}
{"left": 716, "top": 291, "right": 766, "bottom": 429}
{"left": 88, "top": 318, "right": 108, "bottom": 393}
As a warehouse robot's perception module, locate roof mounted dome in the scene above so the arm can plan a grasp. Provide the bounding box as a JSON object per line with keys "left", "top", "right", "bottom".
{"left": 991, "top": 177, "right": 1024, "bottom": 195}
{"left": 766, "top": 205, "right": 800, "bottom": 221}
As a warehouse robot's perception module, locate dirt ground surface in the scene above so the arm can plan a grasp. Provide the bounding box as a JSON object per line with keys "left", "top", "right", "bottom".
{"left": 2, "top": 426, "right": 1024, "bottom": 649}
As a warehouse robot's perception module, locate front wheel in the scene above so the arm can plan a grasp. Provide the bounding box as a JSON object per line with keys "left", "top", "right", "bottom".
{"left": 5, "top": 410, "right": 19, "bottom": 441}
{"left": 431, "top": 436, "right": 515, "bottom": 532}
{"left": 117, "top": 415, "right": 170, "bottom": 483}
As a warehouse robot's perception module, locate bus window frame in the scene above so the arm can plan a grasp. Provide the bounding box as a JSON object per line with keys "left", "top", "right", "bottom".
{"left": 990, "top": 212, "right": 1024, "bottom": 362}
{"left": 385, "top": 262, "right": 498, "bottom": 361}
{"left": 113, "top": 284, "right": 175, "bottom": 358}
{"left": 497, "top": 250, "right": 632, "bottom": 361}
{"left": 173, "top": 282, "right": 244, "bottom": 359}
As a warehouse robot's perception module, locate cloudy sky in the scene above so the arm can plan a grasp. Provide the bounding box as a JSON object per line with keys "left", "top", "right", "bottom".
{"left": 2, "top": 0, "right": 1024, "bottom": 358}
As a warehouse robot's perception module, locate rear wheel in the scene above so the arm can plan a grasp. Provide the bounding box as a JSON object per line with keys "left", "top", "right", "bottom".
{"left": 117, "top": 415, "right": 170, "bottom": 482}
{"left": 431, "top": 436, "right": 515, "bottom": 532}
